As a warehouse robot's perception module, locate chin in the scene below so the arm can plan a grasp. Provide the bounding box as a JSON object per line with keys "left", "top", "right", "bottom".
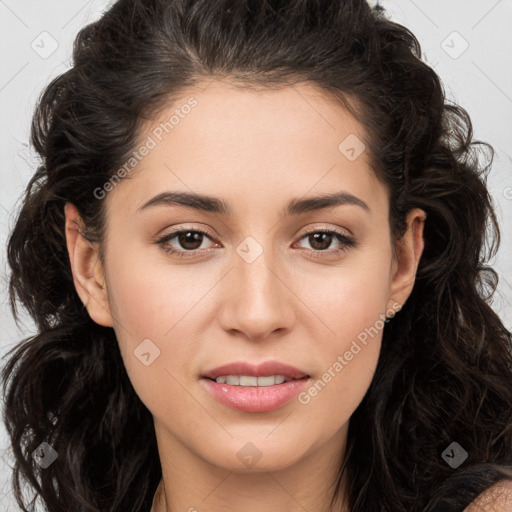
{"left": 204, "top": 438, "right": 307, "bottom": 474}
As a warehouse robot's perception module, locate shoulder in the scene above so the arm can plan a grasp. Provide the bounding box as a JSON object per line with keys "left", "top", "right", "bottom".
{"left": 464, "top": 479, "right": 512, "bottom": 512}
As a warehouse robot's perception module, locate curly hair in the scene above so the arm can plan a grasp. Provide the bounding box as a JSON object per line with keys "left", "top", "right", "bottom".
{"left": 2, "top": 0, "right": 512, "bottom": 511}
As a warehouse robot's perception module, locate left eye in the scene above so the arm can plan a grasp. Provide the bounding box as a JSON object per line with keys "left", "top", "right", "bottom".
{"left": 295, "top": 230, "right": 355, "bottom": 252}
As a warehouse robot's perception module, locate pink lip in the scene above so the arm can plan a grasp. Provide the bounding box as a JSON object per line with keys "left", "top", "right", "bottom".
{"left": 200, "top": 360, "right": 311, "bottom": 413}
{"left": 202, "top": 361, "right": 309, "bottom": 380}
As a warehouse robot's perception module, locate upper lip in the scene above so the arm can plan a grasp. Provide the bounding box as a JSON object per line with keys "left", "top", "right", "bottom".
{"left": 202, "top": 361, "right": 309, "bottom": 380}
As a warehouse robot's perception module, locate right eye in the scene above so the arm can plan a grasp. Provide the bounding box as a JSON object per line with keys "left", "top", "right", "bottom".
{"left": 156, "top": 228, "right": 220, "bottom": 258}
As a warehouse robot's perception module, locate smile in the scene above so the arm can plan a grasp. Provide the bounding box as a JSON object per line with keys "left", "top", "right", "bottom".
{"left": 200, "top": 360, "right": 312, "bottom": 412}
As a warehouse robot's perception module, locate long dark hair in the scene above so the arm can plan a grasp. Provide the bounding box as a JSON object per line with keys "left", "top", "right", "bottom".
{"left": 3, "top": 1, "right": 511, "bottom": 511}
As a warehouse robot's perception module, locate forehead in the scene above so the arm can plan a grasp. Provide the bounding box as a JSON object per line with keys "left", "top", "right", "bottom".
{"left": 147, "top": 79, "right": 366, "bottom": 152}
{"left": 107, "top": 79, "right": 387, "bottom": 218}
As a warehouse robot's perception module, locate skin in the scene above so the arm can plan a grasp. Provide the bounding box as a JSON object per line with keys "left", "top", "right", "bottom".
{"left": 65, "top": 80, "right": 426, "bottom": 512}
{"left": 463, "top": 478, "right": 512, "bottom": 512}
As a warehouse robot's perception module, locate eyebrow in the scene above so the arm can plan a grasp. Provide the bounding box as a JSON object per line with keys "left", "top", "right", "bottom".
{"left": 137, "top": 190, "right": 370, "bottom": 216}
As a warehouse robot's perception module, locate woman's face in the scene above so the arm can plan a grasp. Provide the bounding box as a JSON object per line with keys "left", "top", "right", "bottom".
{"left": 66, "top": 80, "right": 424, "bottom": 474}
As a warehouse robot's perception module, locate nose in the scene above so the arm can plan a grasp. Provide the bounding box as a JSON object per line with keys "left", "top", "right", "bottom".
{"left": 217, "top": 240, "right": 297, "bottom": 342}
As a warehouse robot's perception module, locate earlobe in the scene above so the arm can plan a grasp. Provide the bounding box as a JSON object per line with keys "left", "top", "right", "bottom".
{"left": 64, "top": 202, "right": 114, "bottom": 327}
{"left": 387, "top": 208, "right": 426, "bottom": 311}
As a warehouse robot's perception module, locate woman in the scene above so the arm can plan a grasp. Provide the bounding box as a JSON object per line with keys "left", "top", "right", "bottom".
{"left": 2, "top": 0, "right": 512, "bottom": 511}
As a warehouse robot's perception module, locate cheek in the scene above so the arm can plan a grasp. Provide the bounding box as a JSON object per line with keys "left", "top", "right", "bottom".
{"left": 102, "top": 245, "right": 214, "bottom": 401}
{"left": 293, "top": 248, "right": 391, "bottom": 421}
{"left": 297, "top": 241, "right": 392, "bottom": 345}
{"left": 104, "top": 223, "right": 227, "bottom": 338}
{"left": 107, "top": 262, "right": 208, "bottom": 340}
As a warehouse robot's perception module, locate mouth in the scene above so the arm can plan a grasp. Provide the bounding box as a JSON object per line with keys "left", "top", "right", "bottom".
{"left": 204, "top": 374, "right": 309, "bottom": 386}
{"left": 200, "top": 360, "right": 311, "bottom": 412}
{"left": 201, "top": 360, "right": 309, "bottom": 381}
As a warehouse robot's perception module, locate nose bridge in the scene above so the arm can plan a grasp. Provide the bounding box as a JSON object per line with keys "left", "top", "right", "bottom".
{"left": 219, "top": 232, "right": 295, "bottom": 340}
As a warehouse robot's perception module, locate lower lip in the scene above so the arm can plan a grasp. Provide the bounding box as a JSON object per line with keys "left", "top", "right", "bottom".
{"left": 200, "top": 377, "right": 310, "bottom": 413}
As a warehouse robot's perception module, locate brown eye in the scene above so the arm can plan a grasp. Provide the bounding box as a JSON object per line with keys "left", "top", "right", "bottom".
{"left": 307, "top": 232, "right": 334, "bottom": 251}
{"left": 156, "top": 228, "right": 218, "bottom": 258}
{"left": 176, "top": 231, "right": 205, "bottom": 250}
{"left": 295, "top": 229, "right": 357, "bottom": 257}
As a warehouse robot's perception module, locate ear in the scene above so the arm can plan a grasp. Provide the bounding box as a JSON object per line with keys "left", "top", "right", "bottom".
{"left": 64, "top": 202, "right": 114, "bottom": 327}
{"left": 387, "top": 208, "right": 426, "bottom": 312}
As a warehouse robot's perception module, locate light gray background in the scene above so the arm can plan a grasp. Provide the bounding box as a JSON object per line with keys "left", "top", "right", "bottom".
{"left": 0, "top": 1, "right": 511, "bottom": 509}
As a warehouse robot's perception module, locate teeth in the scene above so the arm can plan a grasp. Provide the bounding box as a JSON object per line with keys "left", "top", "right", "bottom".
{"left": 272, "top": 375, "right": 286, "bottom": 385}
{"left": 214, "top": 375, "right": 289, "bottom": 386}
{"left": 240, "top": 375, "right": 258, "bottom": 386}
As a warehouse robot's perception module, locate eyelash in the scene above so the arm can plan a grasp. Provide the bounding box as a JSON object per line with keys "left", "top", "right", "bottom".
{"left": 156, "top": 226, "right": 357, "bottom": 259}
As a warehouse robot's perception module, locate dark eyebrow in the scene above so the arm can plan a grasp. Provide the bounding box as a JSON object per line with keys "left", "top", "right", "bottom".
{"left": 138, "top": 191, "right": 233, "bottom": 215}
{"left": 138, "top": 190, "right": 370, "bottom": 215}
{"left": 284, "top": 191, "right": 370, "bottom": 216}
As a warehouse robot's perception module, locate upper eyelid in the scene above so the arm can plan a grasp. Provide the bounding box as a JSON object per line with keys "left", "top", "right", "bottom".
{"left": 159, "top": 224, "right": 351, "bottom": 237}
{"left": 300, "top": 224, "right": 353, "bottom": 238}
{"left": 158, "top": 225, "right": 354, "bottom": 247}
